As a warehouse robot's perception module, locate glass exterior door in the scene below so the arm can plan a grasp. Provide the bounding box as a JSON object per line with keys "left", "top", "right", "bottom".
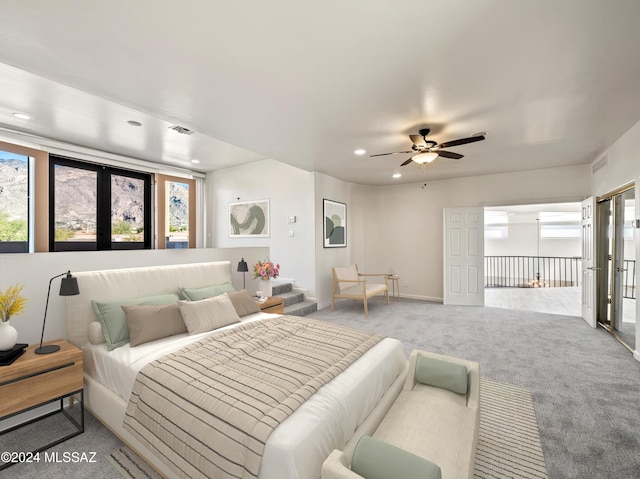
{"left": 597, "top": 187, "right": 636, "bottom": 351}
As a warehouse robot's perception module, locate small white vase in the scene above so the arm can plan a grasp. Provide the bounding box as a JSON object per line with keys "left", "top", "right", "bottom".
{"left": 0, "top": 320, "right": 19, "bottom": 351}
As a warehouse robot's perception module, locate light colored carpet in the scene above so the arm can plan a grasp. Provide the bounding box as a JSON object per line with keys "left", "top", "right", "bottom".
{"left": 475, "top": 379, "right": 548, "bottom": 478}
{"left": 4, "top": 298, "right": 639, "bottom": 478}
{"left": 310, "top": 297, "right": 640, "bottom": 479}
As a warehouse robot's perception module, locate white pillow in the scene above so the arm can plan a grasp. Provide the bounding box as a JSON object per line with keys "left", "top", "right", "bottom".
{"left": 177, "top": 294, "right": 241, "bottom": 335}
{"left": 88, "top": 321, "right": 106, "bottom": 345}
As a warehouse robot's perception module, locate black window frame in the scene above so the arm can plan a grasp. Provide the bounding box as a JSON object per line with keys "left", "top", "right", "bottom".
{"left": 49, "top": 155, "right": 151, "bottom": 252}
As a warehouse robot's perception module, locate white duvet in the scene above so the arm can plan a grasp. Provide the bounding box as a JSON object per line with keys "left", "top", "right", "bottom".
{"left": 83, "top": 314, "right": 406, "bottom": 479}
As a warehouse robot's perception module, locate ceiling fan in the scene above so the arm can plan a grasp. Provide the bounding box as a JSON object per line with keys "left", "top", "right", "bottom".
{"left": 370, "top": 128, "right": 485, "bottom": 166}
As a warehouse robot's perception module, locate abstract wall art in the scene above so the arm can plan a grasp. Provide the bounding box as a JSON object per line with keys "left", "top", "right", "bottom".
{"left": 229, "top": 199, "right": 270, "bottom": 237}
{"left": 323, "top": 199, "right": 346, "bottom": 247}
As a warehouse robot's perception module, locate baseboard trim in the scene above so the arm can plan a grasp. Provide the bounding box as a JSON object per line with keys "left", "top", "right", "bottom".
{"left": 396, "top": 293, "right": 443, "bottom": 302}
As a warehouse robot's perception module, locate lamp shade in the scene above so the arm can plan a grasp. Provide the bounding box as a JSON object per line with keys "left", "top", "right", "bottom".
{"left": 412, "top": 152, "right": 439, "bottom": 164}
{"left": 60, "top": 274, "right": 80, "bottom": 296}
{"left": 237, "top": 258, "right": 249, "bottom": 272}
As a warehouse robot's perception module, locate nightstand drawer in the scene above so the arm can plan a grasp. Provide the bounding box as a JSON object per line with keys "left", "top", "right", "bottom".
{"left": 259, "top": 296, "right": 285, "bottom": 315}
{"left": 0, "top": 340, "right": 83, "bottom": 417}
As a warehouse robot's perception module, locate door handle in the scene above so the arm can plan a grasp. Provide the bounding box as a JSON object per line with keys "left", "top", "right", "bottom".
{"left": 587, "top": 267, "right": 601, "bottom": 270}
{"left": 616, "top": 267, "right": 627, "bottom": 272}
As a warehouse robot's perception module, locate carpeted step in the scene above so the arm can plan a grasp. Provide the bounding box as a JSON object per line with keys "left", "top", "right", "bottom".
{"left": 285, "top": 300, "right": 318, "bottom": 317}
{"left": 272, "top": 282, "right": 293, "bottom": 296}
{"left": 277, "top": 290, "right": 305, "bottom": 307}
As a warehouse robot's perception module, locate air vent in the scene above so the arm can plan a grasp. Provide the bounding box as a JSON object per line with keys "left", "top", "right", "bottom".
{"left": 592, "top": 155, "right": 608, "bottom": 173}
{"left": 168, "top": 125, "right": 195, "bottom": 135}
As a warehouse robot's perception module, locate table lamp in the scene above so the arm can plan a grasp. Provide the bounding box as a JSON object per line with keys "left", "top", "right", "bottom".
{"left": 237, "top": 258, "right": 249, "bottom": 289}
{"left": 35, "top": 271, "right": 80, "bottom": 354}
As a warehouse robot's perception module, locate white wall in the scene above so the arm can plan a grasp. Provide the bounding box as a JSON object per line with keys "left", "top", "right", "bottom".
{"left": 592, "top": 119, "right": 640, "bottom": 196}
{"left": 206, "top": 159, "right": 316, "bottom": 297}
{"left": 0, "top": 247, "right": 268, "bottom": 345}
{"left": 314, "top": 172, "right": 364, "bottom": 309}
{"left": 485, "top": 223, "right": 581, "bottom": 257}
{"left": 356, "top": 165, "right": 591, "bottom": 301}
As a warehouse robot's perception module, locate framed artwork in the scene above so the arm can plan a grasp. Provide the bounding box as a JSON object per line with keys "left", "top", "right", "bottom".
{"left": 323, "top": 199, "right": 346, "bottom": 248}
{"left": 229, "top": 199, "right": 270, "bottom": 237}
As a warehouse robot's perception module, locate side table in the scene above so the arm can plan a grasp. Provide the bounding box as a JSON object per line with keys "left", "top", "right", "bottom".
{"left": 0, "top": 339, "right": 84, "bottom": 469}
{"left": 387, "top": 275, "right": 400, "bottom": 298}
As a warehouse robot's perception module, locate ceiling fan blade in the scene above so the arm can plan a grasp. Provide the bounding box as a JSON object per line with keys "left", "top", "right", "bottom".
{"left": 370, "top": 150, "right": 412, "bottom": 157}
{"left": 409, "top": 134, "right": 427, "bottom": 148}
{"left": 436, "top": 135, "right": 485, "bottom": 149}
{"left": 436, "top": 150, "right": 464, "bottom": 160}
{"left": 400, "top": 158, "right": 414, "bottom": 166}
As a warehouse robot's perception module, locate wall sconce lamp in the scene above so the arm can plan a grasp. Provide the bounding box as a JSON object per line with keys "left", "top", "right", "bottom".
{"left": 35, "top": 271, "right": 80, "bottom": 354}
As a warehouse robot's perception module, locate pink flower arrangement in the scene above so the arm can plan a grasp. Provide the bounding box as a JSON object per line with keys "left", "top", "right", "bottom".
{"left": 253, "top": 260, "right": 280, "bottom": 280}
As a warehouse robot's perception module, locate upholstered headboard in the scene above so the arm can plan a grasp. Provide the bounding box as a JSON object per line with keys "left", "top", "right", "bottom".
{"left": 66, "top": 261, "right": 232, "bottom": 347}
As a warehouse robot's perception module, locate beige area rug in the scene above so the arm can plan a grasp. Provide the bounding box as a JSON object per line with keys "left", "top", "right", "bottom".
{"left": 109, "top": 445, "right": 162, "bottom": 479}
{"left": 474, "top": 379, "right": 548, "bottom": 478}
{"left": 111, "top": 378, "right": 548, "bottom": 479}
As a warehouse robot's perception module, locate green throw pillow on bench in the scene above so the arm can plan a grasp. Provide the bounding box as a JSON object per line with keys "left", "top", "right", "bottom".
{"left": 352, "top": 436, "right": 442, "bottom": 479}
{"left": 415, "top": 355, "right": 469, "bottom": 395}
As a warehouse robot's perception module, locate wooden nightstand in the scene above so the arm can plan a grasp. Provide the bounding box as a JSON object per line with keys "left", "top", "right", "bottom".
{"left": 0, "top": 339, "right": 84, "bottom": 469}
{"left": 259, "top": 296, "right": 285, "bottom": 315}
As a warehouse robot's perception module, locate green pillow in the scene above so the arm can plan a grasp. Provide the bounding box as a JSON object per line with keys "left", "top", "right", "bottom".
{"left": 415, "top": 355, "right": 468, "bottom": 395}
{"left": 179, "top": 282, "right": 235, "bottom": 301}
{"left": 92, "top": 293, "right": 180, "bottom": 351}
{"left": 352, "top": 436, "right": 442, "bottom": 479}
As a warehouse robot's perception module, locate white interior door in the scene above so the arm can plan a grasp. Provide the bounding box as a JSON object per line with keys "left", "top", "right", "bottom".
{"left": 581, "top": 196, "right": 596, "bottom": 328}
{"left": 444, "top": 207, "right": 484, "bottom": 306}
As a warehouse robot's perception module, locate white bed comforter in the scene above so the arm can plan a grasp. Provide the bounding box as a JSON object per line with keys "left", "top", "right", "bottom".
{"left": 83, "top": 314, "right": 406, "bottom": 479}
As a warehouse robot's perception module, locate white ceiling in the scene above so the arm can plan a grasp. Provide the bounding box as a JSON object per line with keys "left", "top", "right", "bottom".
{"left": 1, "top": 1, "right": 640, "bottom": 185}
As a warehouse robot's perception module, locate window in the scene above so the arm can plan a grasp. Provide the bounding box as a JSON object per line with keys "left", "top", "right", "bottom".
{"left": 485, "top": 225, "right": 508, "bottom": 239}
{"left": 539, "top": 224, "right": 581, "bottom": 238}
{"left": 49, "top": 155, "right": 151, "bottom": 251}
{"left": 0, "top": 149, "right": 30, "bottom": 253}
{"left": 166, "top": 181, "right": 190, "bottom": 248}
{"left": 156, "top": 174, "right": 196, "bottom": 249}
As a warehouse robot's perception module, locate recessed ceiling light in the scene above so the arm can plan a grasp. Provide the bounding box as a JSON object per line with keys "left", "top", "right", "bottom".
{"left": 13, "top": 112, "right": 31, "bottom": 120}
{"left": 354, "top": 149, "right": 366, "bottom": 155}
{"left": 127, "top": 120, "right": 142, "bottom": 127}
{"left": 191, "top": 159, "right": 200, "bottom": 164}
{"left": 392, "top": 173, "right": 402, "bottom": 179}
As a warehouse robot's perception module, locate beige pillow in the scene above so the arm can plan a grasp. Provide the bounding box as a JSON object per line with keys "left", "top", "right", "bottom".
{"left": 228, "top": 290, "right": 261, "bottom": 317}
{"left": 88, "top": 321, "right": 106, "bottom": 345}
{"left": 177, "top": 294, "right": 241, "bottom": 335}
{"left": 122, "top": 303, "right": 187, "bottom": 347}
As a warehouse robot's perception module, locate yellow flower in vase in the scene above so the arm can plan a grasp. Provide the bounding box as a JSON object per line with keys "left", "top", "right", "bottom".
{"left": 0, "top": 284, "right": 28, "bottom": 322}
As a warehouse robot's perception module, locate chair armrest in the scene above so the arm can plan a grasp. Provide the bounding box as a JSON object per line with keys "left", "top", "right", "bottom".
{"left": 339, "top": 279, "right": 367, "bottom": 283}
{"left": 358, "top": 273, "right": 389, "bottom": 287}
{"left": 322, "top": 450, "right": 364, "bottom": 479}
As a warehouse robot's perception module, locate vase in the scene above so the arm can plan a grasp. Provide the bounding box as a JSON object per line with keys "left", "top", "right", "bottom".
{"left": 0, "top": 320, "right": 18, "bottom": 351}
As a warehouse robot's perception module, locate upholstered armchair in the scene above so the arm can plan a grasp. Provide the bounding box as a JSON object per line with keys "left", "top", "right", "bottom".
{"left": 331, "top": 265, "right": 389, "bottom": 317}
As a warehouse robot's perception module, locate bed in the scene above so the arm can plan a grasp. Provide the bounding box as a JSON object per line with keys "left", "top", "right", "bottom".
{"left": 66, "top": 261, "right": 407, "bottom": 479}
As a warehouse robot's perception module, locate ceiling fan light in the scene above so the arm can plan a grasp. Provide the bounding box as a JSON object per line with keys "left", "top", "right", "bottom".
{"left": 412, "top": 152, "right": 438, "bottom": 164}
